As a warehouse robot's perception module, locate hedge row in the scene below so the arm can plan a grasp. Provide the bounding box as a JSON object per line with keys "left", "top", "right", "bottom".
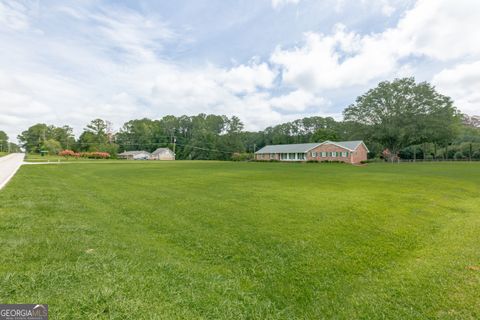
{"left": 58, "top": 150, "right": 110, "bottom": 159}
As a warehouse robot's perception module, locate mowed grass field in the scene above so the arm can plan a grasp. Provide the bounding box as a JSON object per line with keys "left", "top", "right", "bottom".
{"left": 1, "top": 161, "right": 480, "bottom": 319}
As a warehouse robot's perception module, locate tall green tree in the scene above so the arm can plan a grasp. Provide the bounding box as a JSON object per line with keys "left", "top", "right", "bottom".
{"left": 116, "top": 118, "right": 160, "bottom": 152}
{"left": 78, "top": 119, "right": 111, "bottom": 151}
{"left": 43, "top": 139, "right": 62, "bottom": 155}
{"left": 8, "top": 143, "right": 21, "bottom": 153}
{"left": 343, "top": 78, "right": 460, "bottom": 158}
{"left": 310, "top": 128, "right": 338, "bottom": 142}
{"left": 18, "top": 124, "right": 76, "bottom": 153}
{"left": 52, "top": 126, "right": 75, "bottom": 150}
{"left": 0, "top": 131, "right": 8, "bottom": 152}
{"left": 18, "top": 123, "right": 50, "bottom": 153}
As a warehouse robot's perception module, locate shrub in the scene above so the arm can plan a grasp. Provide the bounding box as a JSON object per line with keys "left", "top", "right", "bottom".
{"left": 59, "top": 150, "right": 76, "bottom": 158}
{"left": 75, "top": 152, "right": 110, "bottom": 159}
{"left": 44, "top": 139, "right": 62, "bottom": 155}
{"left": 472, "top": 151, "right": 480, "bottom": 160}
{"left": 87, "top": 152, "right": 110, "bottom": 159}
{"left": 231, "top": 152, "right": 253, "bottom": 161}
{"left": 454, "top": 151, "right": 465, "bottom": 160}
{"left": 306, "top": 160, "right": 318, "bottom": 163}
{"left": 320, "top": 160, "right": 344, "bottom": 164}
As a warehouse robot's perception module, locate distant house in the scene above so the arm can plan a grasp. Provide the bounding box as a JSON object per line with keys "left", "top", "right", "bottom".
{"left": 150, "top": 148, "right": 175, "bottom": 160}
{"left": 118, "top": 151, "right": 151, "bottom": 160}
{"left": 255, "top": 140, "right": 368, "bottom": 164}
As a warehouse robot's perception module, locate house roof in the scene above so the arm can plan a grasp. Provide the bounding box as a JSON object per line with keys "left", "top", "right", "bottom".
{"left": 152, "top": 148, "right": 173, "bottom": 155}
{"left": 255, "top": 140, "right": 368, "bottom": 154}
{"left": 321, "top": 140, "right": 368, "bottom": 152}
{"left": 118, "top": 150, "right": 150, "bottom": 156}
{"left": 256, "top": 143, "right": 321, "bottom": 154}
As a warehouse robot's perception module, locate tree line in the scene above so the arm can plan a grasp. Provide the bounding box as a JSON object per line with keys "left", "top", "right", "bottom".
{"left": 0, "top": 131, "right": 21, "bottom": 153}
{"left": 10, "top": 78, "right": 480, "bottom": 160}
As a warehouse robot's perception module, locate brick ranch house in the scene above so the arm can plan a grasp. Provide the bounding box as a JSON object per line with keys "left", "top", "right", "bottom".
{"left": 255, "top": 140, "right": 369, "bottom": 164}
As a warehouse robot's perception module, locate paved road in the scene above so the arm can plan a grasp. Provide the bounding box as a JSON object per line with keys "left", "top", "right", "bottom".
{"left": 0, "top": 153, "right": 25, "bottom": 190}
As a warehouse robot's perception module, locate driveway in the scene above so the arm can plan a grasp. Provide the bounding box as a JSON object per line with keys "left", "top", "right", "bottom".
{"left": 0, "top": 153, "right": 25, "bottom": 190}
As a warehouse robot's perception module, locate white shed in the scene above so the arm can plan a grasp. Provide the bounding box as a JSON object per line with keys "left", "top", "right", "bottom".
{"left": 150, "top": 148, "right": 175, "bottom": 160}
{"left": 118, "top": 151, "right": 151, "bottom": 160}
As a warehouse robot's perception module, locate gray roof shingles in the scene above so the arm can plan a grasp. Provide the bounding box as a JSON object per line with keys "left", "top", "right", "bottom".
{"left": 118, "top": 150, "right": 150, "bottom": 156}
{"left": 152, "top": 148, "right": 173, "bottom": 155}
{"left": 256, "top": 143, "right": 320, "bottom": 154}
{"left": 255, "top": 141, "right": 365, "bottom": 154}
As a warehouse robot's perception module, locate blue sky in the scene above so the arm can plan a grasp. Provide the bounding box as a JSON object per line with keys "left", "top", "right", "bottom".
{"left": 1, "top": 0, "right": 479, "bottom": 139}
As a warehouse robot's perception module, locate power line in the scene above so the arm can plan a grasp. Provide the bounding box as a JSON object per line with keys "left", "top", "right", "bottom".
{"left": 70, "top": 140, "right": 239, "bottom": 155}
{"left": 174, "top": 142, "right": 235, "bottom": 154}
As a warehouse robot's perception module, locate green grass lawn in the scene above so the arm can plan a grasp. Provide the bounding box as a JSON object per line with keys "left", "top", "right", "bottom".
{"left": 0, "top": 151, "right": 7, "bottom": 157}
{"left": 24, "top": 154, "right": 77, "bottom": 162}
{"left": 1, "top": 162, "right": 479, "bottom": 319}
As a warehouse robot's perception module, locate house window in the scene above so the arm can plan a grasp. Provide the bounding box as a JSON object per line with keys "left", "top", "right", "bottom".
{"left": 280, "top": 153, "right": 288, "bottom": 160}
{"left": 342, "top": 151, "right": 347, "bottom": 157}
{"left": 321, "top": 152, "right": 326, "bottom": 157}
{"left": 270, "top": 153, "right": 275, "bottom": 159}
{"left": 311, "top": 152, "right": 316, "bottom": 157}
{"left": 297, "top": 153, "right": 305, "bottom": 160}
{"left": 332, "top": 152, "right": 337, "bottom": 157}
{"left": 288, "top": 153, "right": 296, "bottom": 160}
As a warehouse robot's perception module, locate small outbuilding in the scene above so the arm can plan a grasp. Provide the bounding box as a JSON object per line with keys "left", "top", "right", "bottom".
{"left": 118, "top": 150, "right": 151, "bottom": 160}
{"left": 150, "top": 148, "right": 175, "bottom": 160}
{"left": 117, "top": 151, "right": 151, "bottom": 160}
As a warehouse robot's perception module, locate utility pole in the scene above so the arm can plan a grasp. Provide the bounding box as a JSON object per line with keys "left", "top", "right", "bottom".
{"left": 173, "top": 136, "right": 176, "bottom": 159}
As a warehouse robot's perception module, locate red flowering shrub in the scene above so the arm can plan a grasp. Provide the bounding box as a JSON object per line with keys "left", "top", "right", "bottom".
{"left": 59, "top": 150, "right": 76, "bottom": 158}
{"left": 89, "top": 152, "right": 110, "bottom": 159}
{"left": 59, "top": 150, "right": 110, "bottom": 159}
{"left": 79, "top": 152, "right": 110, "bottom": 159}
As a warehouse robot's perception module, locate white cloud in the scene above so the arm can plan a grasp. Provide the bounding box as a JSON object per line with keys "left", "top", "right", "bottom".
{"left": 271, "top": 0, "right": 300, "bottom": 9}
{"left": 0, "top": 2, "right": 317, "bottom": 139}
{"left": 336, "top": 0, "right": 400, "bottom": 16}
{"left": 433, "top": 61, "right": 480, "bottom": 115}
{"left": 218, "top": 62, "right": 277, "bottom": 94}
{"left": 364, "top": 0, "right": 397, "bottom": 17}
{"left": 1, "top": 0, "right": 480, "bottom": 142}
{"left": 392, "top": 0, "right": 480, "bottom": 61}
{"left": 381, "top": 3, "right": 395, "bottom": 17}
{"left": 270, "top": 89, "right": 328, "bottom": 112}
{"left": 270, "top": 24, "right": 398, "bottom": 90}
{"left": 90, "top": 7, "right": 176, "bottom": 62}
{"left": 148, "top": 63, "right": 282, "bottom": 125}
{"left": 0, "top": 1, "right": 30, "bottom": 31}
{"left": 271, "top": 0, "right": 480, "bottom": 101}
